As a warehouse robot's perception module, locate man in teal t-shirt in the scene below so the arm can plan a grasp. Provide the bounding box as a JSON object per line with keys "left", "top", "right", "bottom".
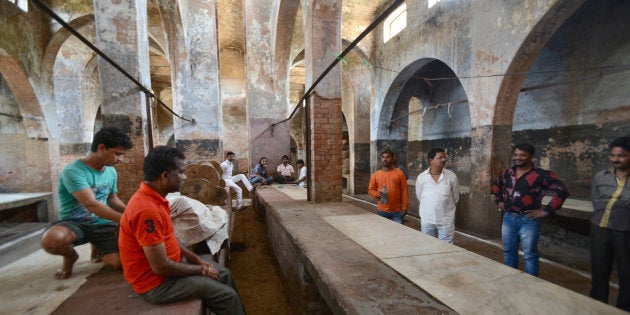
{"left": 41, "top": 127, "right": 133, "bottom": 279}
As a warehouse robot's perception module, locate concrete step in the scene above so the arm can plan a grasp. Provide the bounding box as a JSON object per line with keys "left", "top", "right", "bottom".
{"left": 0, "top": 222, "right": 49, "bottom": 266}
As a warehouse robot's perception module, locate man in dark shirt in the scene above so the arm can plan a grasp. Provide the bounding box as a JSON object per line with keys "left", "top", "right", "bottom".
{"left": 492, "top": 143, "right": 569, "bottom": 276}
{"left": 590, "top": 136, "right": 630, "bottom": 311}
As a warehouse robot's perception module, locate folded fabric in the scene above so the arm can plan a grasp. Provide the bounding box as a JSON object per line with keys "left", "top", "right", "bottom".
{"left": 167, "top": 195, "right": 228, "bottom": 254}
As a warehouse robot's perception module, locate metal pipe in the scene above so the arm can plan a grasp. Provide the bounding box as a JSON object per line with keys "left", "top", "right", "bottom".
{"left": 29, "top": 0, "right": 193, "bottom": 125}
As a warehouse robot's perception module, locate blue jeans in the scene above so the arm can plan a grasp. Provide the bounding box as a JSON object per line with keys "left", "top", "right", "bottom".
{"left": 502, "top": 212, "right": 541, "bottom": 276}
{"left": 250, "top": 176, "right": 273, "bottom": 185}
{"left": 378, "top": 211, "right": 403, "bottom": 224}
{"left": 421, "top": 221, "right": 455, "bottom": 243}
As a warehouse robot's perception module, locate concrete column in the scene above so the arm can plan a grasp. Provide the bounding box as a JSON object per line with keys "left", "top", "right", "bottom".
{"left": 93, "top": 0, "right": 150, "bottom": 201}
{"left": 218, "top": 0, "right": 248, "bottom": 160}
{"left": 159, "top": 0, "right": 222, "bottom": 161}
{"left": 244, "top": 0, "right": 289, "bottom": 172}
{"left": 304, "top": 0, "right": 343, "bottom": 202}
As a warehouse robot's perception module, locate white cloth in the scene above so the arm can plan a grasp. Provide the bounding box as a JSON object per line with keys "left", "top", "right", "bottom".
{"left": 276, "top": 163, "right": 294, "bottom": 176}
{"left": 298, "top": 166, "right": 307, "bottom": 188}
{"left": 415, "top": 168, "right": 459, "bottom": 225}
{"left": 167, "top": 195, "right": 228, "bottom": 255}
{"left": 220, "top": 159, "right": 252, "bottom": 207}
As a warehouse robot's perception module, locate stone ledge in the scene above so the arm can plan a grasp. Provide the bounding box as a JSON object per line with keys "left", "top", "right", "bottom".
{"left": 256, "top": 187, "right": 454, "bottom": 314}
{"left": 52, "top": 267, "right": 204, "bottom": 315}
{"left": 255, "top": 186, "right": 623, "bottom": 314}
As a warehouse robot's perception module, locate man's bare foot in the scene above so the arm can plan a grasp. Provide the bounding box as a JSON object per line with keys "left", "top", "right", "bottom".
{"left": 90, "top": 245, "right": 102, "bottom": 263}
{"left": 54, "top": 250, "right": 79, "bottom": 279}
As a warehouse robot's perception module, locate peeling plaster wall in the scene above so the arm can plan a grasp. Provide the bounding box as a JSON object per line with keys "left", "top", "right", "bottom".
{"left": 0, "top": 76, "right": 51, "bottom": 193}
{"left": 371, "top": 0, "right": 584, "bottom": 241}
{"left": 245, "top": 0, "right": 290, "bottom": 171}
{"left": 512, "top": 0, "right": 630, "bottom": 200}
{"left": 53, "top": 23, "right": 98, "bottom": 145}
{"left": 0, "top": 3, "right": 54, "bottom": 194}
{"left": 168, "top": 0, "right": 223, "bottom": 162}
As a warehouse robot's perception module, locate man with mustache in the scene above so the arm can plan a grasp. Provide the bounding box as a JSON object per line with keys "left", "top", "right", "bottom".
{"left": 492, "top": 143, "right": 569, "bottom": 276}
{"left": 415, "top": 148, "right": 460, "bottom": 243}
{"left": 590, "top": 136, "right": 630, "bottom": 311}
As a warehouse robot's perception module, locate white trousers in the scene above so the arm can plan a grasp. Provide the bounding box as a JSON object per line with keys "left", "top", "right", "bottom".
{"left": 225, "top": 174, "right": 253, "bottom": 207}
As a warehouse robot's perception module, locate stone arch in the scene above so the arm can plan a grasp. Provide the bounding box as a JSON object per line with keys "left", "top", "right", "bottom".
{"left": 52, "top": 19, "right": 98, "bottom": 146}
{"left": 0, "top": 48, "right": 52, "bottom": 192}
{"left": 490, "top": 0, "right": 587, "bottom": 176}
{"left": 41, "top": 14, "right": 95, "bottom": 140}
{"left": 508, "top": 0, "right": 630, "bottom": 200}
{"left": 273, "top": 0, "right": 300, "bottom": 112}
{"left": 378, "top": 58, "right": 471, "bottom": 180}
{"left": 0, "top": 48, "right": 48, "bottom": 139}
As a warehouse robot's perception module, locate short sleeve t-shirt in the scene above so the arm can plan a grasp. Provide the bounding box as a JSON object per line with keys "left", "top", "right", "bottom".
{"left": 119, "top": 183, "right": 182, "bottom": 294}
{"left": 58, "top": 159, "right": 118, "bottom": 224}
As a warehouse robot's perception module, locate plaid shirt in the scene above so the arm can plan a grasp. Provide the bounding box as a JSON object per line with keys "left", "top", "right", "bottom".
{"left": 492, "top": 166, "right": 569, "bottom": 215}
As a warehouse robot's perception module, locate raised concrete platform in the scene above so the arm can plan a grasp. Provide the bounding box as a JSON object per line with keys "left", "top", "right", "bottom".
{"left": 256, "top": 185, "right": 625, "bottom": 314}
{"left": 0, "top": 192, "right": 55, "bottom": 222}
{"left": 53, "top": 264, "right": 204, "bottom": 315}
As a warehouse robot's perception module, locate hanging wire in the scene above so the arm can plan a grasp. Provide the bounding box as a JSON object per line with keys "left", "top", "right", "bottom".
{"left": 29, "top": 0, "right": 195, "bottom": 125}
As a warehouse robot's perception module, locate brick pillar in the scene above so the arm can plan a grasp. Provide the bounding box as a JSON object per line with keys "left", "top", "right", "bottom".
{"left": 310, "top": 95, "right": 343, "bottom": 202}
{"left": 93, "top": 0, "right": 150, "bottom": 202}
{"left": 304, "top": 0, "right": 343, "bottom": 202}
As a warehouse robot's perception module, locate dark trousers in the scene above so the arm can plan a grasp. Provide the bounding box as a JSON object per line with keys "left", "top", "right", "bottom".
{"left": 590, "top": 224, "right": 630, "bottom": 311}
{"left": 142, "top": 259, "right": 245, "bottom": 315}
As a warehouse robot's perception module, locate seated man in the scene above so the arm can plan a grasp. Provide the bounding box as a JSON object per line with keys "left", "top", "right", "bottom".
{"left": 220, "top": 151, "right": 254, "bottom": 210}
{"left": 119, "top": 146, "right": 245, "bottom": 314}
{"left": 296, "top": 159, "right": 307, "bottom": 188}
{"left": 40, "top": 127, "right": 133, "bottom": 279}
{"left": 275, "top": 155, "right": 295, "bottom": 184}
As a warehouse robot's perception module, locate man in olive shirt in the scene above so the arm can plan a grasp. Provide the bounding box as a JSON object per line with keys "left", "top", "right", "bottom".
{"left": 590, "top": 136, "right": 630, "bottom": 311}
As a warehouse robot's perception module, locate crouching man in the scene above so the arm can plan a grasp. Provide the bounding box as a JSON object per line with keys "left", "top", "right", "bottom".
{"left": 119, "top": 146, "right": 245, "bottom": 314}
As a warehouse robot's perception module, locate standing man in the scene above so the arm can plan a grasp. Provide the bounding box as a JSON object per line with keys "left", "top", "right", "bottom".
{"left": 40, "top": 127, "right": 133, "bottom": 279}
{"left": 368, "top": 150, "right": 408, "bottom": 224}
{"left": 590, "top": 136, "right": 630, "bottom": 311}
{"left": 119, "top": 146, "right": 245, "bottom": 314}
{"left": 220, "top": 151, "right": 254, "bottom": 210}
{"left": 296, "top": 159, "right": 307, "bottom": 188}
{"left": 415, "top": 148, "right": 460, "bottom": 243}
{"left": 492, "top": 143, "right": 569, "bottom": 276}
{"left": 276, "top": 155, "right": 295, "bottom": 184}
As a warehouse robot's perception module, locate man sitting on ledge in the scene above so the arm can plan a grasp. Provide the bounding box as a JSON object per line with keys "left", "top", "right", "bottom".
{"left": 119, "top": 146, "right": 245, "bottom": 315}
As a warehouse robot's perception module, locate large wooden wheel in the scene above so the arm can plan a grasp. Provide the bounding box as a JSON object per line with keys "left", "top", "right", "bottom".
{"left": 180, "top": 178, "right": 228, "bottom": 205}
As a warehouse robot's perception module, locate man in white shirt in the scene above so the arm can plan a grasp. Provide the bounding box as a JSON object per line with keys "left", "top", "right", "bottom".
{"left": 220, "top": 151, "right": 254, "bottom": 210}
{"left": 296, "top": 159, "right": 307, "bottom": 188}
{"left": 415, "top": 148, "right": 460, "bottom": 243}
{"left": 276, "top": 155, "right": 295, "bottom": 184}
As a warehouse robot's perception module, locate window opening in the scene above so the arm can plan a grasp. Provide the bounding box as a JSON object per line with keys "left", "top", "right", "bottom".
{"left": 383, "top": 2, "right": 406, "bottom": 43}
{"left": 428, "top": 0, "right": 442, "bottom": 9}
{"left": 5, "top": 0, "right": 28, "bottom": 12}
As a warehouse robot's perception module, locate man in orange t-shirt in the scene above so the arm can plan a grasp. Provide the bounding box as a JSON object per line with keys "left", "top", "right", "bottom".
{"left": 119, "top": 146, "right": 245, "bottom": 315}
{"left": 368, "top": 149, "right": 408, "bottom": 224}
